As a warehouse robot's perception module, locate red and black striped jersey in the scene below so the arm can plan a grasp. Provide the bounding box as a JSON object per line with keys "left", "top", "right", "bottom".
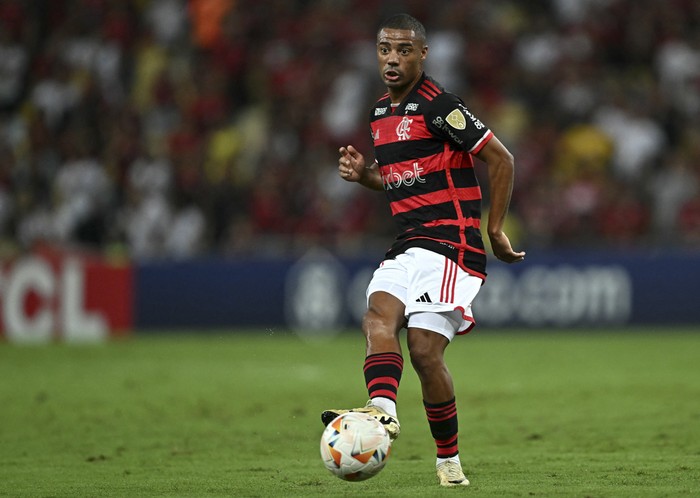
{"left": 370, "top": 73, "right": 494, "bottom": 279}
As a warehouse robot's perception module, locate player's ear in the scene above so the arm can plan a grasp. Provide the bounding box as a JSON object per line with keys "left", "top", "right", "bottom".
{"left": 421, "top": 45, "right": 428, "bottom": 61}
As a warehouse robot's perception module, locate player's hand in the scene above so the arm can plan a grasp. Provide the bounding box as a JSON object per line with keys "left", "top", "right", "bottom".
{"left": 338, "top": 145, "right": 366, "bottom": 182}
{"left": 489, "top": 231, "right": 526, "bottom": 264}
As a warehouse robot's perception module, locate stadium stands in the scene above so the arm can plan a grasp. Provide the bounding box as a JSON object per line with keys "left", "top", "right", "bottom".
{"left": 0, "top": 0, "right": 698, "bottom": 260}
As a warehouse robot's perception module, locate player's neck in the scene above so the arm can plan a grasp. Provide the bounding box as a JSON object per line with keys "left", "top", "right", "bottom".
{"left": 388, "top": 90, "right": 407, "bottom": 105}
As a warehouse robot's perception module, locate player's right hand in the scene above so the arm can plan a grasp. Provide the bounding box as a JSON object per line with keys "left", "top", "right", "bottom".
{"left": 338, "top": 145, "right": 365, "bottom": 182}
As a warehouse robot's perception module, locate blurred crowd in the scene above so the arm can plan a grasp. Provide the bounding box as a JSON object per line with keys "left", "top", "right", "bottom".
{"left": 0, "top": 0, "right": 699, "bottom": 261}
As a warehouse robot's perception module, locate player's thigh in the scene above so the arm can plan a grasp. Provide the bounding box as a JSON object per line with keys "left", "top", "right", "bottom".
{"left": 365, "top": 291, "right": 407, "bottom": 332}
{"left": 365, "top": 256, "right": 410, "bottom": 334}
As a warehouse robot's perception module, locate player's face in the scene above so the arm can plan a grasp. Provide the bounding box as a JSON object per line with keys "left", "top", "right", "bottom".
{"left": 377, "top": 28, "right": 427, "bottom": 100}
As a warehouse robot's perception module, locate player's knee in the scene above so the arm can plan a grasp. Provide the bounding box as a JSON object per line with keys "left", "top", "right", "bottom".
{"left": 408, "top": 343, "right": 443, "bottom": 376}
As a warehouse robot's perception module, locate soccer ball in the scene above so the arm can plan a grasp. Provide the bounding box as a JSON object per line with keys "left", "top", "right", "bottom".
{"left": 319, "top": 412, "right": 391, "bottom": 481}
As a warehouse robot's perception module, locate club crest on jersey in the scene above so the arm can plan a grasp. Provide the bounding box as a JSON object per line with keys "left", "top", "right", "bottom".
{"left": 396, "top": 116, "right": 413, "bottom": 140}
{"left": 446, "top": 109, "right": 466, "bottom": 130}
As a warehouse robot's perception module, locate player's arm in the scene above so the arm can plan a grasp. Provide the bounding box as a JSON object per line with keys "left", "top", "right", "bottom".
{"left": 426, "top": 94, "right": 524, "bottom": 263}
{"left": 475, "top": 137, "right": 526, "bottom": 264}
{"left": 338, "top": 145, "right": 384, "bottom": 191}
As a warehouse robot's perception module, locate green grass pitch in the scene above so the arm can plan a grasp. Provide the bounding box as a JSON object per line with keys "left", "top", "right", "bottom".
{"left": 1, "top": 328, "right": 699, "bottom": 497}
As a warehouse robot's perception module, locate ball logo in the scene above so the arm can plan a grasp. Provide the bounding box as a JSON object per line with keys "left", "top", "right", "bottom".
{"left": 446, "top": 109, "right": 466, "bottom": 130}
{"left": 395, "top": 116, "right": 412, "bottom": 140}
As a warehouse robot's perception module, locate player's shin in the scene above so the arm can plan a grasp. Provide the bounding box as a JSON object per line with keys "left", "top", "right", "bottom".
{"left": 364, "top": 352, "right": 403, "bottom": 417}
{"left": 424, "top": 397, "right": 459, "bottom": 461}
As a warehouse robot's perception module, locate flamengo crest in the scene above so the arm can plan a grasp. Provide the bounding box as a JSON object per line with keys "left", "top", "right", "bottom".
{"left": 396, "top": 116, "right": 412, "bottom": 140}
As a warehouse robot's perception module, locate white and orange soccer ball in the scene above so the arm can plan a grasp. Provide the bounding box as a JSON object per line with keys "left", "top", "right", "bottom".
{"left": 320, "top": 411, "right": 391, "bottom": 481}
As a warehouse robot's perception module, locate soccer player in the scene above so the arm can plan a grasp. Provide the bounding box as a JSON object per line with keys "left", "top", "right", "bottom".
{"left": 321, "top": 14, "right": 525, "bottom": 487}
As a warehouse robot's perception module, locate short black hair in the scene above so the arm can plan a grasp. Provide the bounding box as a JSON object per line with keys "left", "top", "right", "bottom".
{"left": 377, "top": 14, "right": 427, "bottom": 45}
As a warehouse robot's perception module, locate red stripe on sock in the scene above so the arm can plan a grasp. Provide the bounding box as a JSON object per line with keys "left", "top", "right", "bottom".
{"left": 436, "top": 434, "right": 458, "bottom": 446}
{"left": 367, "top": 376, "right": 400, "bottom": 389}
{"left": 364, "top": 355, "right": 403, "bottom": 370}
{"left": 425, "top": 402, "right": 457, "bottom": 421}
{"left": 426, "top": 409, "right": 458, "bottom": 422}
{"left": 437, "top": 444, "right": 459, "bottom": 458}
{"left": 370, "top": 389, "right": 398, "bottom": 400}
{"left": 436, "top": 434, "right": 459, "bottom": 457}
{"left": 425, "top": 403, "right": 456, "bottom": 413}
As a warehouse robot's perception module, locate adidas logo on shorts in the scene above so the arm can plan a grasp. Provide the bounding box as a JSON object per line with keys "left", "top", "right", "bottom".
{"left": 416, "top": 292, "right": 432, "bottom": 303}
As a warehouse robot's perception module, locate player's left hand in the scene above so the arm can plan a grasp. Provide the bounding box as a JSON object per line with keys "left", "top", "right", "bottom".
{"left": 489, "top": 231, "right": 526, "bottom": 263}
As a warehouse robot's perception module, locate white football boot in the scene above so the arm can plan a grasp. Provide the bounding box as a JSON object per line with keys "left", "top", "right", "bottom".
{"left": 436, "top": 460, "right": 470, "bottom": 487}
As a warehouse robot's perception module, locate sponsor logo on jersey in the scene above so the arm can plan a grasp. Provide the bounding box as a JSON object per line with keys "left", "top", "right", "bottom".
{"left": 458, "top": 104, "right": 485, "bottom": 130}
{"left": 405, "top": 102, "right": 419, "bottom": 112}
{"left": 375, "top": 107, "right": 387, "bottom": 116}
{"left": 446, "top": 109, "right": 466, "bottom": 130}
{"left": 432, "top": 116, "right": 465, "bottom": 146}
{"left": 396, "top": 116, "right": 413, "bottom": 140}
{"left": 381, "top": 161, "right": 426, "bottom": 190}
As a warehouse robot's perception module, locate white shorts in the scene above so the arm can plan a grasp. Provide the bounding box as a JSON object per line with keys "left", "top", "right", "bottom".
{"left": 366, "top": 247, "right": 483, "bottom": 341}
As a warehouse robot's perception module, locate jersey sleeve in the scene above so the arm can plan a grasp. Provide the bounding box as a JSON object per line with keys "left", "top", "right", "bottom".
{"left": 425, "top": 93, "right": 493, "bottom": 154}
